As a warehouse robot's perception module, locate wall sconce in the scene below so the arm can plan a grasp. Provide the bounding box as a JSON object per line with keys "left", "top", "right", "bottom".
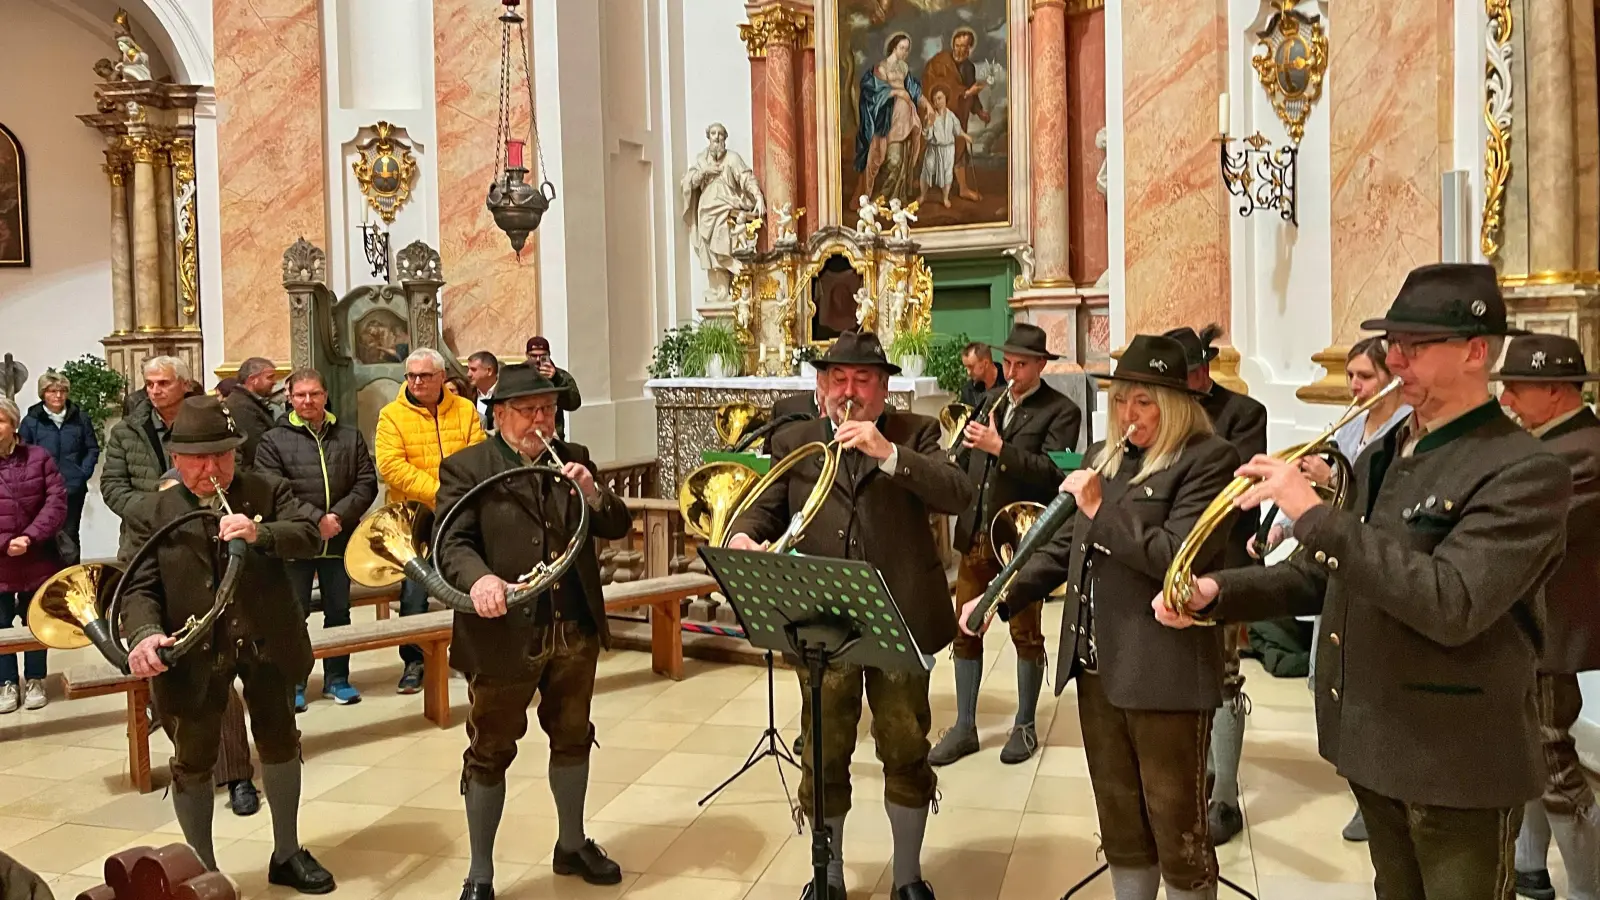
{"left": 359, "top": 221, "right": 390, "bottom": 282}
{"left": 1216, "top": 95, "right": 1298, "bottom": 226}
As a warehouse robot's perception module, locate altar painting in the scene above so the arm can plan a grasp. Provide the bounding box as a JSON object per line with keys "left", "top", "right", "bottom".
{"left": 833, "top": 0, "right": 1011, "bottom": 232}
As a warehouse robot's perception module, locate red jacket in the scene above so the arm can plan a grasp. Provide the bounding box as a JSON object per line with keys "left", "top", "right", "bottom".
{"left": 0, "top": 443, "right": 67, "bottom": 593}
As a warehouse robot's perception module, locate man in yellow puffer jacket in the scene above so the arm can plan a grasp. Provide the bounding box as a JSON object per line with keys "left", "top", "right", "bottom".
{"left": 375, "top": 348, "right": 486, "bottom": 692}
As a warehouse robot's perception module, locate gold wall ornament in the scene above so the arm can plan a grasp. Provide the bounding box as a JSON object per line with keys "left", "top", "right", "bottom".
{"left": 169, "top": 137, "right": 199, "bottom": 326}
{"left": 352, "top": 122, "right": 417, "bottom": 224}
{"left": 1480, "top": 0, "right": 1514, "bottom": 260}
{"left": 1250, "top": 1, "right": 1327, "bottom": 144}
{"left": 740, "top": 4, "right": 810, "bottom": 58}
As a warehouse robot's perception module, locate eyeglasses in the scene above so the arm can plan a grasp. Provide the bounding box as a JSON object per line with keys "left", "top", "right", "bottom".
{"left": 404, "top": 371, "right": 441, "bottom": 382}
{"left": 1387, "top": 335, "right": 1461, "bottom": 358}
{"left": 507, "top": 403, "right": 558, "bottom": 416}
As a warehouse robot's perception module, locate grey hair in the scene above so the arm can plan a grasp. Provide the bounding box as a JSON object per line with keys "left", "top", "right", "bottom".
{"left": 405, "top": 347, "right": 447, "bottom": 372}
{"left": 143, "top": 355, "right": 192, "bottom": 383}
{"left": 706, "top": 122, "right": 727, "bottom": 139}
{"left": 0, "top": 398, "right": 19, "bottom": 429}
{"left": 237, "top": 356, "right": 276, "bottom": 381}
{"left": 37, "top": 369, "right": 70, "bottom": 397}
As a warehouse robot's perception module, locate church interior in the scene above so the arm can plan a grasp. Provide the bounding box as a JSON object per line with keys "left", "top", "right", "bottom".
{"left": 1, "top": 0, "right": 1597, "bottom": 898}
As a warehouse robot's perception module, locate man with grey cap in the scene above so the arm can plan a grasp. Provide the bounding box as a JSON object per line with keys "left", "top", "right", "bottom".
{"left": 1497, "top": 333, "right": 1600, "bottom": 900}
{"left": 1158, "top": 263, "right": 1572, "bottom": 900}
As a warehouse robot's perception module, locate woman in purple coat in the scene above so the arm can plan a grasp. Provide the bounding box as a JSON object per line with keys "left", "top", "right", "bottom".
{"left": 0, "top": 397, "right": 67, "bottom": 713}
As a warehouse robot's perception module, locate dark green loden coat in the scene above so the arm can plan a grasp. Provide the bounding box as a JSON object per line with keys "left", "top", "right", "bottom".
{"left": 728, "top": 410, "right": 974, "bottom": 655}
{"left": 1535, "top": 406, "right": 1600, "bottom": 674}
{"left": 119, "top": 470, "right": 321, "bottom": 719}
{"left": 951, "top": 381, "right": 1082, "bottom": 552}
{"left": 1005, "top": 433, "right": 1239, "bottom": 711}
{"left": 434, "top": 435, "right": 633, "bottom": 679}
{"left": 1206, "top": 401, "right": 1571, "bottom": 809}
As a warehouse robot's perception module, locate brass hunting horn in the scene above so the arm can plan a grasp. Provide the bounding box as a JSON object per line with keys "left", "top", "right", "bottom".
{"left": 345, "top": 431, "right": 590, "bottom": 612}
{"left": 1161, "top": 378, "right": 1403, "bottom": 615}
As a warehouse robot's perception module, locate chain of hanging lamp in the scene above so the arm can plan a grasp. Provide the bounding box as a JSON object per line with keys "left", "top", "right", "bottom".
{"left": 486, "top": 0, "right": 555, "bottom": 254}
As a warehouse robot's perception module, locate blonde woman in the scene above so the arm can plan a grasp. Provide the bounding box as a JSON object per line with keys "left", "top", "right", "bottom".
{"left": 960, "top": 334, "right": 1240, "bottom": 900}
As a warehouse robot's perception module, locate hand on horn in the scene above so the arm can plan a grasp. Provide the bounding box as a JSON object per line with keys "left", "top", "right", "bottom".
{"left": 560, "top": 461, "right": 597, "bottom": 500}
{"left": 219, "top": 513, "right": 259, "bottom": 544}
{"left": 1233, "top": 455, "right": 1322, "bottom": 521}
{"left": 130, "top": 633, "right": 176, "bottom": 678}
{"left": 1151, "top": 576, "right": 1220, "bottom": 630}
{"left": 957, "top": 597, "right": 990, "bottom": 637}
{"left": 470, "top": 574, "right": 510, "bottom": 619}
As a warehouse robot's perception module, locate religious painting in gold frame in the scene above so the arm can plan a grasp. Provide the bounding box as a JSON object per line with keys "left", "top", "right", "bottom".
{"left": 816, "top": 0, "right": 1031, "bottom": 253}
{"left": 0, "top": 124, "right": 29, "bottom": 268}
{"left": 1251, "top": 1, "right": 1327, "bottom": 144}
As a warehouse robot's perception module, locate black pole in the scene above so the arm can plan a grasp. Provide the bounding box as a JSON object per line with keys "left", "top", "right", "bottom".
{"left": 807, "top": 645, "right": 830, "bottom": 899}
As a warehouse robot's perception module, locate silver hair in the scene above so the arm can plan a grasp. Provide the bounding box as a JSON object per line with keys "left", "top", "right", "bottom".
{"left": 405, "top": 348, "right": 447, "bottom": 372}
{"left": 143, "top": 355, "right": 192, "bottom": 383}
{"left": 706, "top": 122, "right": 727, "bottom": 139}
{"left": 237, "top": 356, "right": 276, "bottom": 381}
{"left": 37, "top": 369, "right": 70, "bottom": 397}
{"left": 0, "top": 398, "right": 19, "bottom": 429}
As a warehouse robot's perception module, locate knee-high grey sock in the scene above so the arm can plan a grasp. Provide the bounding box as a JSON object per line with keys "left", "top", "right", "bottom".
{"left": 549, "top": 762, "right": 589, "bottom": 853}
{"left": 1163, "top": 882, "right": 1218, "bottom": 900}
{"left": 885, "top": 801, "right": 928, "bottom": 888}
{"left": 824, "top": 815, "right": 846, "bottom": 889}
{"left": 1209, "top": 701, "right": 1245, "bottom": 808}
{"left": 464, "top": 779, "right": 506, "bottom": 885}
{"left": 1518, "top": 800, "right": 1552, "bottom": 872}
{"left": 1107, "top": 865, "right": 1160, "bottom": 900}
{"left": 1014, "top": 659, "right": 1044, "bottom": 728}
{"left": 261, "top": 761, "right": 302, "bottom": 864}
{"left": 1551, "top": 808, "right": 1600, "bottom": 900}
{"left": 953, "top": 658, "right": 982, "bottom": 733}
{"left": 171, "top": 779, "right": 216, "bottom": 870}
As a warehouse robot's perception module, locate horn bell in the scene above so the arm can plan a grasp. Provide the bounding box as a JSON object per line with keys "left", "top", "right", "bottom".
{"left": 989, "top": 501, "right": 1046, "bottom": 567}
{"left": 345, "top": 501, "right": 433, "bottom": 588}
{"left": 714, "top": 402, "right": 768, "bottom": 449}
{"left": 938, "top": 402, "right": 973, "bottom": 453}
{"left": 28, "top": 563, "right": 124, "bottom": 650}
{"left": 678, "top": 461, "right": 762, "bottom": 547}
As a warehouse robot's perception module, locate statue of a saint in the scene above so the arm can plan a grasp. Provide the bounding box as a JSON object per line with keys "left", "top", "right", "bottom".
{"left": 97, "top": 11, "right": 152, "bottom": 82}
{"left": 681, "top": 123, "right": 765, "bottom": 306}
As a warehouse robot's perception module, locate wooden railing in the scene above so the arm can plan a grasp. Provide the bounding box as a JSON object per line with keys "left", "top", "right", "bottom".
{"left": 596, "top": 456, "right": 659, "bottom": 499}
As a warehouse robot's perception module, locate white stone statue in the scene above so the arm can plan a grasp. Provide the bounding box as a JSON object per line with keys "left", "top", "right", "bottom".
{"left": 731, "top": 210, "right": 762, "bottom": 254}
{"left": 854, "top": 286, "right": 875, "bottom": 329}
{"left": 888, "top": 198, "right": 919, "bottom": 243}
{"left": 855, "top": 194, "right": 883, "bottom": 236}
{"left": 681, "top": 123, "right": 765, "bottom": 305}
{"left": 1005, "top": 244, "right": 1036, "bottom": 291}
{"left": 773, "top": 203, "right": 804, "bottom": 244}
{"left": 115, "top": 35, "right": 152, "bottom": 81}
{"left": 1095, "top": 127, "right": 1109, "bottom": 197}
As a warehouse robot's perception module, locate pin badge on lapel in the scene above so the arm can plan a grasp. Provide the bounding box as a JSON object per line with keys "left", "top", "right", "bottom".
{"left": 1144, "top": 486, "right": 1154, "bottom": 497}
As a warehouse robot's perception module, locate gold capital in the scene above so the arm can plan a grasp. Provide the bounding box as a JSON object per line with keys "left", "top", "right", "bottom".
{"left": 741, "top": 5, "right": 810, "bottom": 58}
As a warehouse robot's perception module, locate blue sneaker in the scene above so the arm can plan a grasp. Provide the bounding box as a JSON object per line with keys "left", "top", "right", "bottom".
{"left": 322, "top": 680, "right": 362, "bottom": 705}
{"left": 294, "top": 685, "right": 307, "bottom": 713}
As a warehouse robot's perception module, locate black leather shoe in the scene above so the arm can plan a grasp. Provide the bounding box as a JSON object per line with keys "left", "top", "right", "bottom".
{"left": 552, "top": 840, "right": 622, "bottom": 885}
{"left": 458, "top": 881, "right": 494, "bottom": 900}
{"left": 1208, "top": 800, "right": 1243, "bottom": 845}
{"left": 267, "top": 848, "right": 336, "bottom": 895}
{"left": 229, "top": 780, "right": 260, "bottom": 817}
{"left": 894, "top": 880, "right": 936, "bottom": 900}
{"left": 799, "top": 882, "right": 846, "bottom": 900}
{"left": 1516, "top": 870, "right": 1556, "bottom": 900}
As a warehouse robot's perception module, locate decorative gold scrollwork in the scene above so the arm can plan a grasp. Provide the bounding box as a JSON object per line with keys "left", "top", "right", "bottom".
{"left": 1250, "top": 1, "right": 1327, "bottom": 144}
{"left": 352, "top": 122, "right": 417, "bottom": 224}
{"left": 1481, "top": 0, "right": 1514, "bottom": 261}
{"left": 739, "top": 5, "right": 811, "bottom": 58}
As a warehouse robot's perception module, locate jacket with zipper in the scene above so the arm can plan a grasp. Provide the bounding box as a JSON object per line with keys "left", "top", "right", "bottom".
{"left": 19, "top": 401, "right": 99, "bottom": 495}
{"left": 254, "top": 410, "right": 379, "bottom": 557}
{"left": 374, "top": 385, "right": 485, "bottom": 508}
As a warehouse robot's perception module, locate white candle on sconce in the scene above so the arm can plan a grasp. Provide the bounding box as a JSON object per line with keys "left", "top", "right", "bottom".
{"left": 759, "top": 344, "right": 767, "bottom": 363}
{"left": 1218, "top": 93, "right": 1230, "bottom": 137}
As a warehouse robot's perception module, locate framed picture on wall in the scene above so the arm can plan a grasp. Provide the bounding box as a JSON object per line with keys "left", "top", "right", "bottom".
{"left": 817, "top": 0, "right": 1030, "bottom": 253}
{"left": 0, "top": 124, "right": 29, "bottom": 268}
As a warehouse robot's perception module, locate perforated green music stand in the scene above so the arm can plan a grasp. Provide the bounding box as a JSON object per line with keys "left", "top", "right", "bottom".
{"left": 697, "top": 546, "right": 932, "bottom": 897}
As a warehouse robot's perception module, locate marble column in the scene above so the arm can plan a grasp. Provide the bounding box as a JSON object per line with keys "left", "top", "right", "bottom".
{"left": 1528, "top": 0, "right": 1577, "bottom": 273}
{"left": 1030, "top": 0, "right": 1072, "bottom": 286}
{"left": 1120, "top": 0, "right": 1229, "bottom": 338}
{"left": 154, "top": 144, "right": 179, "bottom": 329}
{"left": 1573, "top": 0, "right": 1600, "bottom": 273}
{"left": 1067, "top": 6, "right": 1108, "bottom": 285}
{"left": 105, "top": 149, "right": 134, "bottom": 335}
{"left": 761, "top": 15, "right": 802, "bottom": 240}
{"left": 801, "top": 43, "right": 818, "bottom": 237}
{"left": 130, "top": 137, "right": 163, "bottom": 333}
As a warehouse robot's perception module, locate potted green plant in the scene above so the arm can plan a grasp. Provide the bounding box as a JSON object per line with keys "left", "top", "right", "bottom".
{"left": 59, "top": 354, "right": 128, "bottom": 442}
{"left": 888, "top": 326, "right": 933, "bottom": 378}
{"left": 927, "top": 332, "right": 972, "bottom": 394}
{"left": 648, "top": 324, "right": 698, "bottom": 379}
{"left": 687, "top": 320, "right": 744, "bottom": 378}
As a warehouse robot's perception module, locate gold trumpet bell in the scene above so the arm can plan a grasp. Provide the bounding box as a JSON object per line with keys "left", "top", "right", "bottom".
{"left": 939, "top": 402, "right": 973, "bottom": 453}
{"left": 989, "top": 501, "right": 1046, "bottom": 567}
{"left": 714, "top": 402, "right": 768, "bottom": 450}
{"left": 678, "top": 462, "right": 762, "bottom": 547}
{"left": 345, "top": 501, "right": 433, "bottom": 588}
{"left": 28, "top": 563, "right": 124, "bottom": 650}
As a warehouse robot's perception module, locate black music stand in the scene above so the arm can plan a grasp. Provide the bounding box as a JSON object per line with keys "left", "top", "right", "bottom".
{"left": 699, "top": 546, "right": 934, "bottom": 900}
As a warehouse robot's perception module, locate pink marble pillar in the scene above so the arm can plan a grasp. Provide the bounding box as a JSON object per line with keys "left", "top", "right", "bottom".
{"left": 1067, "top": 7, "right": 1108, "bottom": 284}
{"left": 763, "top": 37, "right": 801, "bottom": 240}
{"left": 1030, "top": 0, "right": 1072, "bottom": 286}
{"left": 802, "top": 44, "right": 818, "bottom": 238}
{"left": 1121, "top": 0, "right": 1229, "bottom": 337}
{"left": 214, "top": 0, "right": 325, "bottom": 362}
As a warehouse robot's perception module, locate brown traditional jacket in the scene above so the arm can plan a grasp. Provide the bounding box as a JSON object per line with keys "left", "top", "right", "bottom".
{"left": 952, "top": 382, "right": 1082, "bottom": 552}
{"left": 1537, "top": 406, "right": 1600, "bottom": 673}
{"left": 120, "top": 470, "right": 320, "bottom": 718}
{"left": 1208, "top": 401, "right": 1571, "bottom": 809}
{"left": 728, "top": 410, "right": 974, "bottom": 655}
{"left": 435, "top": 435, "right": 633, "bottom": 679}
{"left": 1006, "top": 434, "right": 1239, "bottom": 710}
{"left": 1202, "top": 382, "right": 1268, "bottom": 569}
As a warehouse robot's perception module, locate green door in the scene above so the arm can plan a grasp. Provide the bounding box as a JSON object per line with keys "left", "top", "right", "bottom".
{"left": 928, "top": 256, "right": 1016, "bottom": 347}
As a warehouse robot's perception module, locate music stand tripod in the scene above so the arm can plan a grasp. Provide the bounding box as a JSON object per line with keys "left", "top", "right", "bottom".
{"left": 1059, "top": 865, "right": 1259, "bottom": 900}
{"left": 700, "top": 546, "right": 934, "bottom": 900}
{"left": 696, "top": 646, "right": 800, "bottom": 807}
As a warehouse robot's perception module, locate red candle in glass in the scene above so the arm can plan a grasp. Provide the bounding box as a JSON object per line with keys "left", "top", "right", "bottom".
{"left": 506, "top": 139, "right": 525, "bottom": 170}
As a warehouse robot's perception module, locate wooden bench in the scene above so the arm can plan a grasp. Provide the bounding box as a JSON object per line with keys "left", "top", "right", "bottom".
{"left": 345, "top": 583, "right": 401, "bottom": 619}
{"left": 602, "top": 572, "right": 717, "bottom": 681}
{"left": 62, "top": 664, "right": 155, "bottom": 793}
{"left": 0, "top": 625, "right": 45, "bottom": 656}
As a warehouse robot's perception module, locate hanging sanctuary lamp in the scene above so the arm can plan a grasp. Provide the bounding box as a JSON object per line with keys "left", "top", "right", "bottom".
{"left": 486, "top": 0, "right": 555, "bottom": 255}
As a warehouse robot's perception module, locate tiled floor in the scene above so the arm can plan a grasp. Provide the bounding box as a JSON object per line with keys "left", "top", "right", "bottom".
{"left": 0, "top": 604, "right": 1530, "bottom": 900}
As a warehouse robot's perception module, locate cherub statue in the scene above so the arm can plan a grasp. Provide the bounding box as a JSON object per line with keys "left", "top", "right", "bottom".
{"left": 855, "top": 195, "right": 884, "bottom": 237}
{"left": 773, "top": 203, "right": 805, "bottom": 244}
{"left": 853, "top": 285, "right": 876, "bottom": 329}
{"left": 888, "top": 199, "right": 920, "bottom": 243}
{"left": 730, "top": 210, "right": 763, "bottom": 254}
